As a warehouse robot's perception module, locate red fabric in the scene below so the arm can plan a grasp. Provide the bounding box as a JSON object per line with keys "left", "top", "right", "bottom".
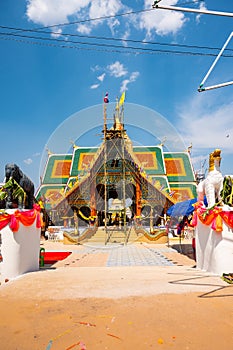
{"left": 0, "top": 205, "right": 41, "bottom": 232}
{"left": 220, "top": 211, "right": 233, "bottom": 228}
{"left": 41, "top": 251, "right": 71, "bottom": 264}
{"left": 192, "top": 202, "right": 233, "bottom": 232}
{"left": 0, "top": 214, "right": 11, "bottom": 231}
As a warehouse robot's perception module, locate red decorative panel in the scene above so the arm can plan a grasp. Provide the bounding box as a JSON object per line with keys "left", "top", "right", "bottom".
{"left": 171, "top": 188, "right": 193, "bottom": 201}
{"left": 52, "top": 160, "right": 71, "bottom": 178}
{"left": 45, "top": 189, "right": 64, "bottom": 205}
{"left": 165, "top": 158, "right": 186, "bottom": 176}
{"left": 135, "top": 152, "right": 157, "bottom": 169}
{"left": 78, "top": 153, "right": 96, "bottom": 170}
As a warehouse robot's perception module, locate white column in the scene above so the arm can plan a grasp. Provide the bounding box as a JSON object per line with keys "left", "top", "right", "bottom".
{"left": 1, "top": 209, "right": 41, "bottom": 280}
{"left": 196, "top": 217, "right": 233, "bottom": 275}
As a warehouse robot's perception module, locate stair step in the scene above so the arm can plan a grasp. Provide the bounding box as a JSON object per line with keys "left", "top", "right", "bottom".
{"left": 86, "top": 227, "right": 139, "bottom": 244}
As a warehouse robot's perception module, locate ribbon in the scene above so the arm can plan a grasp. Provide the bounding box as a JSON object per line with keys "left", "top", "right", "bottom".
{"left": 0, "top": 204, "right": 41, "bottom": 232}
{"left": 192, "top": 202, "right": 233, "bottom": 232}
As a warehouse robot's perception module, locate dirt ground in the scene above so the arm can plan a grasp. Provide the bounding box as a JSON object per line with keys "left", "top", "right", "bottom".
{"left": 0, "top": 292, "right": 232, "bottom": 350}
{"left": 0, "top": 240, "right": 232, "bottom": 350}
{"left": 0, "top": 272, "right": 232, "bottom": 350}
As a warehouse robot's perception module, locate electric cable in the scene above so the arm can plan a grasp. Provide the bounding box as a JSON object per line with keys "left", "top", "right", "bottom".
{"left": 1, "top": 24, "right": 233, "bottom": 54}
{"left": 1, "top": 34, "right": 233, "bottom": 58}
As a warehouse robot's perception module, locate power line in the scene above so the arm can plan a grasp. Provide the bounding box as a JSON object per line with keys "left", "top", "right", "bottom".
{"left": 1, "top": 32, "right": 233, "bottom": 58}
{"left": 1, "top": 1, "right": 232, "bottom": 58}
{"left": 2, "top": 0, "right": 215, "bottom": 34}
{"left": 25, "top": 8, "right": 154, "bottom": 31}
{"left": 1, "top": 0, "right": 231, "bottom": 56}
{"left": 1, "top": 24, "right": 233, "bottom": 54}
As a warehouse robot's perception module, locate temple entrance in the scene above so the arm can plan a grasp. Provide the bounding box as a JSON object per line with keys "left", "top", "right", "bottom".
{"left": 96, "top": 183, "right": 135, "bottom": 227}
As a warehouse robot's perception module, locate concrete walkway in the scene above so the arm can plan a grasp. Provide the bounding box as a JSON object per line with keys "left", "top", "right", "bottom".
{"left": 0, "top": 240, "right": 229, "bottom": 300}
{"left": 40, "top": 240, "right": 195, "bottom": 268}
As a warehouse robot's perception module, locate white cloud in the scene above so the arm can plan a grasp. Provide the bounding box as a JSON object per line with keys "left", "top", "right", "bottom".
{"left": 120, "top": 71, "right": 139, "bottom": 92}
{"left": 139, "top": 0, "right": 186, "bottom": 37}
{"left": 76, "top": 23, "right": 92, "bottom": 35}
{"left": 24, "top": 158, "right": 33, "bottom": 165}
{"left": 26, "top": 0, "right": 90, "bottom": 26}
{"left": 27, "top": 0, "right": 125, "bottom": 35}
{"left": 90, "top": 83, "right": 100, "bottom": 89}
{"left": 107, "top": 18, "right": 120, "bottom": 36}
{"left": 91, "top": 65, "right": 101, "bottom": 72}
{"left": 107, "top": 61, "right": 128, "bottom": 77}
{"left": 26, "top": 0, "right": 192, "bottom": 40}
{"left": 196, "top": 1, "right": 207, "bottom": 24}
{"left": 91, "top": 62, "right": 139, "bottom": 93}
{"left": 176, "top": 93, "right": 233, "bottom": 154}
{"left": 97, "top": 73, "right": 106, "bottom": 82}
{"left": 76, "top": 0, "right": 124, "bottom": 34}
{"left": 90, "top": 73, "right": 105, "bottom": 90}
{"left": 91, "top": 61, "right": 139, "bottom": 92}
{"left": 88, "top": 0, "right": 122, "bottom": 22}
{"left": 51, "top": 27, "right": 62, "bottom": 38}
{"left": 121, "top": 26, "right": 131, "bottom": 46}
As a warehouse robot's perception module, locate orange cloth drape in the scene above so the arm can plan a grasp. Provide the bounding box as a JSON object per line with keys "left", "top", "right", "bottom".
{"left": 192, "top": 202, "right": 233, "bottom": 232}
{"left": 0, "top": 204, "right": 41, "bottom": 232}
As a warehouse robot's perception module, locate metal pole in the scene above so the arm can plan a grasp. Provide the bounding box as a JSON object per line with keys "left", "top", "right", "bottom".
{"left": 199, "top": 32, "right": 233, "bottom": 90}
{"left": 198, "top": 80, "right": 233, "bottom": 92}
{"left": 122, "top": 121, "right": 127, "bottom": 243}
{"left": 152, "top": 2, "right": 233, "bottom": 18}
{"left": 150, "top": 205, "right": 153, "bottom": 233}
{"left": 103, "top": 104, "right": 108, "bottom": 236}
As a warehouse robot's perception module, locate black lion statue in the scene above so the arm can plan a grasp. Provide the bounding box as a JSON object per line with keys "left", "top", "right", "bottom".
{"left": 5, "top": 163, "right": 35, "bottom": 209}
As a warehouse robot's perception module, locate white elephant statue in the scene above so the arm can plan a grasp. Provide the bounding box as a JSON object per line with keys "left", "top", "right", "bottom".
{"left": 197, "top": 149, "right": 223, "bottom": 207}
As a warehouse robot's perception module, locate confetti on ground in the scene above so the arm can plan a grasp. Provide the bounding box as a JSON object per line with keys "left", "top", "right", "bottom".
{"left": 52, "top": 329, "right": 72, "bottom": 341}
{"left": 158, "top": 338, "right": 164, "bottom": 344}
{"left": 79, "top": 341, "right": 87, "bottom": 350}
{"left": 77, "top": 321, "right": 96, "bottom": 327}
{"left": 107, "top": 333, "right": 122, "bottom": 340}
{"left": 45, "top": 340, "right": 53, "bottom": 350}
{"left": 65, "top": 341, "right": 87, "bottom": 350}
{"left": 66, "top": 343, "right": 79, "bottom": 350}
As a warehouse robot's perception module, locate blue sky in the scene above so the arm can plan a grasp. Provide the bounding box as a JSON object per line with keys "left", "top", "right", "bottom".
{"left": 0, "top": 0, "right": 233, "bottom": 190}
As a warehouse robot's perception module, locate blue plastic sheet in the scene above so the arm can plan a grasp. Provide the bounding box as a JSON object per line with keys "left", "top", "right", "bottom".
{"left": 167, "top": 197, "right": 207, "bottom": 217}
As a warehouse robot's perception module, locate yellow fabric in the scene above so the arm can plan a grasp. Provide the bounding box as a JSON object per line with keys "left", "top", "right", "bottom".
{"left": 119, "top": 91, "right": 125, "bottom": 106}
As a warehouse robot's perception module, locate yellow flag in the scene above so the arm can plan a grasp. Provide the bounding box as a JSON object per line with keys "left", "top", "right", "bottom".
{"left": 119, "top": 91, "right": 125, "bottom": 106}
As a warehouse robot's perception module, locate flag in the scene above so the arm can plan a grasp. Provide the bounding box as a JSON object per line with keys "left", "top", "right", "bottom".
{"left": 104, "top": 92, "right": 109, "bottom": 103}
{"left": 119, "top": 91, "right": 125, "bottom": 106}
{"left": 68, "top": 181, "right": 73, "bottom": 189}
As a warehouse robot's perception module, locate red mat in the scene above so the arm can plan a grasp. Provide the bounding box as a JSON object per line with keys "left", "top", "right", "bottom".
{"left": 0, "top": 252, "right": 72, "bottom": 264}
{"left": 41, "top": 251, "right": 71, "bottom": 264}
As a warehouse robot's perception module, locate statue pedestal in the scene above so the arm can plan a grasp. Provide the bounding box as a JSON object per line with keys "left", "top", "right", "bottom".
{"left": 196, "top": 217, "right": 233, "bottom": 275}
{"left": 1, "top": 210, "right": 41, "bottom": 281}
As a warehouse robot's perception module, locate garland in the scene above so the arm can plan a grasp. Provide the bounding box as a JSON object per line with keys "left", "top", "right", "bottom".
{"left": 0, "top": 204, "right": 41, "bottom": 232}
{"left": 78, "top": 209, "right": 96, "bottom": 222}
{"left": 192, "top": 201, "right": 233, "bottom": 232}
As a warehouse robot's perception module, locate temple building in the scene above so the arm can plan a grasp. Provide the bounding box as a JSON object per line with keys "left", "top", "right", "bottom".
{"left": 36, "top": 101, "right": 197, "bottom": 231}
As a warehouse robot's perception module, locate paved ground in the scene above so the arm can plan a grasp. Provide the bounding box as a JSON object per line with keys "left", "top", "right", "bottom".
{"left": 1, "top": 238, "right": 228, "bottom": 299}
{"left": 39, "top": 239, "right": 195, "bottom": 268}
